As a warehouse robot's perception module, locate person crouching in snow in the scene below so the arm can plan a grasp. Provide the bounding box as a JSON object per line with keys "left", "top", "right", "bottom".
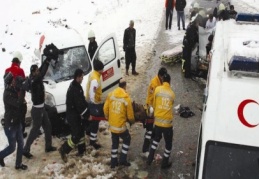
{"left": 85, "top": 60, "right": 105, "bottom": 149}
{"left": 59, "top": 69, "right": 90, "bottom": 162}
{"left": 0, "top": 73, "right": 27, "bottom": 170}
{"left": 88, "top": 30, "right": 98, "bottom": 60}
{"left": 103, "top": 78, "right": 135, "bottom": 168}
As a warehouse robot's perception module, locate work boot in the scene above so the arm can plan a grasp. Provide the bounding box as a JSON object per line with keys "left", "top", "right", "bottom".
{"left": 147, "top": 148, "right": 155, "bottom": 165}
{"left": 132, "top": 71, "right": 139, "bottom": 75}
{"left": 178, "top": 27, "right": 180, "bottom": 30}
{"left": 76, "top": 143, "right": 86, "bottom": 156}
{"left": 119, "top": 153, "right": 131, "bottom": 167}
{"left": 161, "top": 157, "right": 172, "bottom": 169}
{"left": 90, "top": 141, "right": 101, "bottom": 150}
{"left": 126, "top": 70, "right": 129, "bottom": 76}
{"left": 23, "top": 132, "right": 27, "bottom": 138}
{"left": 15, "top": 164, "right": 28, "bottom": 170}
{"left": 111, "top": 158, "right": 119, "bottom": 169}
{"left": 142, "top": 138, "right": 151, "bottom": 153}
{"left": 0, "top": 158, "right": 5, "bottom": 167}
{"left": 23, "top": 151, "right": 33, "bottom": 159}
{"left": 59, "top": 141, "right": 73, "bottom": 163}
{"left": 45, "top": 146, "right": 57, "bottom": 153}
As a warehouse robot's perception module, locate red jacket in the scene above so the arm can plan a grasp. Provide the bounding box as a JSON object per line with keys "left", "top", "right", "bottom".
{"left": 5, "top": 62, "right": 25, "bottom": 79}
{"left": 165, "top": 0, "right": 175, "bottom": 9}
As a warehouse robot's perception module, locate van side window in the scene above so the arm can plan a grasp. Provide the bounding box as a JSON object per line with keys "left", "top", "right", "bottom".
{"left": 95, "top": 38, "right": 116, "bottom": 65}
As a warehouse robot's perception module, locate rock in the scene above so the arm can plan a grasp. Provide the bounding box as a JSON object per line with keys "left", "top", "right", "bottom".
{"left": 2, "top": 48, "right": 6, "bottom": 52}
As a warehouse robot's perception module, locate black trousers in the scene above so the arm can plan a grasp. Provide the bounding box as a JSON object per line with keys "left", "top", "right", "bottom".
{"left": 183, "top": 47, "right": 192, "bottom": 78}
{"left": 125, "top": 48, "right": 137, "bottom": 72}
{"left": 67, "top": 114, "right": 85, "bottom": 154}
{"left": 21, "top": 103, "right": 27, "bottom": 133}
{"left": 166, "top": 8, "right": 173, "bottom": 29}
{"left": 148, "top": 125, "right": 173, "bottom": 163}
{"left": 142, "top": 122, "right": 155, "bottom": 153}
{"left": 111, "top": 130, "right": 131, "bottom": 164}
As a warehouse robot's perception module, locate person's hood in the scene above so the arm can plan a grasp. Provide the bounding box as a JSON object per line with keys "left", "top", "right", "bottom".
{"left": 111, "top": 87, "right": 129, "bottom": 98}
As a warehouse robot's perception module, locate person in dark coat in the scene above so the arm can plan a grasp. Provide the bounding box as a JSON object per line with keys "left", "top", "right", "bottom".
{"left": 59, "top": 69, "right": 89, "bottom": 163}
{"left": 23, "top": 49, "right": 57, "bottom": 159}
{"left": 0, "top": 73, "right": 28, "bottom": 170}
{"left": 123, "top": 20, "right": 139, "bottom": 76}
{"left": 176, "top": 0, "right": 186, "bottom": 30}
{"left": 182, "top": 15, "right": 199, "bottom": 78}
{"left": 218, "top": 3, "right": 229, "bottom": 21}
{"left": 88, "top": 30, "right": 98, "bottom": 60}
{"left": 5, "top": 52, "right": 27, "bottom": 138}
{"left": 165, "top": 0, "right": 175, "bottom": 30}
{"left": 229, "top": 5, "right": 237, "bottom": 19}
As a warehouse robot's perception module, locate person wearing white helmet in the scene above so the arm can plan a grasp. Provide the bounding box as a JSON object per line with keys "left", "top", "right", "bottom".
{"left": 4, "top": 51, "right": 27, "bottom": 138}
{"left": 88, "top": 30, "right": 98, "bottom": 60}
{"left": 190, "top": 2, "right": 199, "bottom": 20}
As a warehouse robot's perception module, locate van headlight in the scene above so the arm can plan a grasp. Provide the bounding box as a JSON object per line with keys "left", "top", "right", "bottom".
{"left": 45, "top": 92, "right": 56, "bottom": 107}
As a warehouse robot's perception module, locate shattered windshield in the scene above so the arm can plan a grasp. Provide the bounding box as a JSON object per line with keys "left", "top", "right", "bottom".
{"left": 203, "top": 141, "right": 259, "bottom": 179}
{"left": 44, "top": 46, "right": 91, "bottom": 82}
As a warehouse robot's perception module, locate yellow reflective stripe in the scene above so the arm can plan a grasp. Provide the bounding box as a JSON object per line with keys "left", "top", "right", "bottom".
{"left": 110, "top": 125, "right": 126, "bottom": 132}
{"left": 78, "top": 137, "right": 85, "bottom": 145}
{"left": 155, "top": 118, "right": 172, "bottom": 125}
{"left": 110, "top": 96, "right": 128, "bottom": 106}
{"left": 155, "top": 93, "right": 173, "bottom": 101}
{"left": 68, "top": 137, "right": 75, "bottom": 148}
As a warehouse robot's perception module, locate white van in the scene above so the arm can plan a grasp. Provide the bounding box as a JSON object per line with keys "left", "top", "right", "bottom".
{"left": 37, "top": 28, "right": 122, "bottom": 117}
{"left": 195, "top": 14, "right": 259, "bottom": 179}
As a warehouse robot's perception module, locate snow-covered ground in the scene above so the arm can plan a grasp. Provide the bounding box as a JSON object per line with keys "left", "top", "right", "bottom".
{"left": 0, "top": 0, "right": 259, "bottom": 178}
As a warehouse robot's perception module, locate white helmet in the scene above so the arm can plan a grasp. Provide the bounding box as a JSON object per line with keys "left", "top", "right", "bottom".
{"left": 199, "top": 10, "right": 206, "bottom": 18}
{"left": 194, "top": 2, "right": 200, "bottom": 9}
{"left": 88, "top": 30, "right": 95, "bottom": 39}
{"left": 12, "top": 51, "right": 23, "bottom": 62}
{"left": 219, "top": 3, "right": 226, "bottom": 11}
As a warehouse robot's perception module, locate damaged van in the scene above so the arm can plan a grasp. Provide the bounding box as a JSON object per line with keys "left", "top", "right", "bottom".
{"left": 36, "top": 28, "right": 122, "bottom": 129}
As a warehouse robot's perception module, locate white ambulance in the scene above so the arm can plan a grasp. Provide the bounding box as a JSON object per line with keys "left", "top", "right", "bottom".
{"left": 195, "top": 14, "right": 259, "bottom": 179}
{"left": 36, "top": 28, "right": 122, "bottom": 117}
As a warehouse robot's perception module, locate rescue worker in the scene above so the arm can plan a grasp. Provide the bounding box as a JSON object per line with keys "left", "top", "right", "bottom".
{"left": 165, "top": 0, "right": 175, "bottom": 30}
{"left": 0, "top": 74, "right": 28, "bottom": 170}
{"left": 88, "top": 30, "right": 98, "bottom": 60}
{"left": 103, "top": 78, "right": 134, "bottom": 169}
{"left": 182, "top": 14, "right": 199, "bottom": 78}
{"left": 147, "top": 73, "right": 175, "bottom": 169}
{"left": 59, "top": 69, "right": 89, "bottom": 163}
{"left": 5, "top": 51, "right": 27, "bottom": 138}
{"left": 123, "top": 20, "right": 139, "bottom": 76}
{"left": 142, "top": 67, "right": 168, "bottom": 156}
{"left": 85, "top": 60, "right": 105, "bottom": 149}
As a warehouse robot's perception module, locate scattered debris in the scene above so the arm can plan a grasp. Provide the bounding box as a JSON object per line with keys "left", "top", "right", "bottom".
{"left": 32, "top": 11, "right": 40, "bottom": 14}
{"left": 2, "top": 48, "right": 6, "bottom": 52}
{"left": 47, "top": 7, "right": 58, "bottom": 11}
{"left": 176, "top": 151, "right": 184, "bottom": 156}
{"left": 178, "top": 173, "right": 191, "bottom": 179}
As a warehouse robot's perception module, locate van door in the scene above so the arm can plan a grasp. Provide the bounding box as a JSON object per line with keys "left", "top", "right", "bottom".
{"left": 92, "top": 33, "right": 122, "bottom": 100}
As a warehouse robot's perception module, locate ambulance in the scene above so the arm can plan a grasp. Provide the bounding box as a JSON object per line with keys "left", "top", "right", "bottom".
{"left": 194, "top": 14, "right": 259, "bottom": 179}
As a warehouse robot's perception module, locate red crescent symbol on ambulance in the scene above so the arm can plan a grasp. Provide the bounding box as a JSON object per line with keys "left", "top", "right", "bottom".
{"left": 237, "top": 99, "right": 259, "bottom": 128}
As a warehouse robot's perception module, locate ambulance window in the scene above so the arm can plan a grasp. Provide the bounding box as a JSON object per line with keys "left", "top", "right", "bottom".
{"left": 202, "top": 141, "right": 259, "bottom": 179}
